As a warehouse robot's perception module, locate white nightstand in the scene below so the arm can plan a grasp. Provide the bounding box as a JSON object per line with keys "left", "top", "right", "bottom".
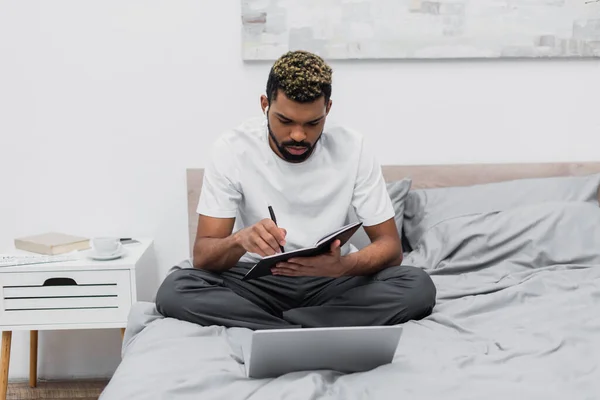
{"left": 0, "top": 239, "right": 155, "bottom": 399}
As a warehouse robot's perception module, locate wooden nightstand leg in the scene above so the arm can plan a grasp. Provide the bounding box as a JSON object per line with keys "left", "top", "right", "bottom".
{"left": 29, "top": 330, "right": 38, "bottom": 388}
{"left": 120, "top": 328, "right": 125, "bottom": 341}
{"left": 1, "top": 331, "right": 12, "bottom": 400}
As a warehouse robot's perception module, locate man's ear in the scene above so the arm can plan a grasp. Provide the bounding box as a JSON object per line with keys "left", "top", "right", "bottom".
{"left": 326, "top": 99, "right": 333, "bottom": 115}
{"left": 260, "top": 95, "right": 269, "bottom": 115}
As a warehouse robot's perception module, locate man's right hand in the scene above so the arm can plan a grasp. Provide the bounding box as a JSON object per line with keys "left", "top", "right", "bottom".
{"left": 235, "top": 219, "right": 287, "bottom": 257}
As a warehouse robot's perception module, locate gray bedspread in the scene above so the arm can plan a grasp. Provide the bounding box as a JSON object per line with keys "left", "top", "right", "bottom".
{"left": 100, "top": 201, "right": 600, "bottom": 400}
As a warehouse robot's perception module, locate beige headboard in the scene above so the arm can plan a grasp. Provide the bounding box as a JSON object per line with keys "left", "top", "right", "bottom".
{"left": 186, "top": 162, "right": 600, "bottom": 254}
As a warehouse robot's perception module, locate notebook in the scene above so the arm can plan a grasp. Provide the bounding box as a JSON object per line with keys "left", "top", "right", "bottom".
{"left": 242, "top": 221, "right": 363, "bottom": 280}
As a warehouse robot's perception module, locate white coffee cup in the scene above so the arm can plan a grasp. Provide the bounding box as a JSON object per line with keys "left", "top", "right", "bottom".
{"left": 92, "top": 237, "right": 121, "bottom": 256}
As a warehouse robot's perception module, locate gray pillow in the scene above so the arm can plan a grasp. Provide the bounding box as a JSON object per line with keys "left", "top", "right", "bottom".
{"left": 346, "top": 178, "right": 412, "bottom": 250}
{"left": 387, "top": 178, "right": 413, "bottom": 239}
{"left": 403, "top": 173, "right": 600, "bottom": 249}
{"left": 403, "top": 201, "right": 600, "bottom": 281}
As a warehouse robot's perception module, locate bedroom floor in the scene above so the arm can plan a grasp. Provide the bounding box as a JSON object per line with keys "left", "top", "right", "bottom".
{"left": 7, "top": 379, "right": 108, "bottom": 400}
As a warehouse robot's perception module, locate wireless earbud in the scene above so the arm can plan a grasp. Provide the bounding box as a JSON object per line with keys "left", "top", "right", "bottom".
{"left": 264, "top": 105, "right": 269, "bottom": 116}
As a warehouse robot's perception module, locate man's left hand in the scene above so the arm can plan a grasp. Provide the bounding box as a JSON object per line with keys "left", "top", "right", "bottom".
{"left": 271, "top": 240, "right": 353, "bottom": 278}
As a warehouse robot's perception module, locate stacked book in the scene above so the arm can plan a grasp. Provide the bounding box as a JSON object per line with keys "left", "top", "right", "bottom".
{"left": 14, "top": 232, "right": 91, "bottom": 255}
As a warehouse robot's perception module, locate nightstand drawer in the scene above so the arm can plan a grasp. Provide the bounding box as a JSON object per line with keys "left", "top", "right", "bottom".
{"left": 0, "top": 270, "right": 132, "bottom": 326}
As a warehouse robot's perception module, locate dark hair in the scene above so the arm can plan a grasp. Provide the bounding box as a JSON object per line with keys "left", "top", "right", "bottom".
{"left": 266, "top": 50, "right": 333, "bottom": 105}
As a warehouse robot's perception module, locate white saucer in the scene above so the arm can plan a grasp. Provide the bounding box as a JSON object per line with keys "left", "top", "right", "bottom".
{"left": 87, "top": 246, "right": 127, "bottom": 261}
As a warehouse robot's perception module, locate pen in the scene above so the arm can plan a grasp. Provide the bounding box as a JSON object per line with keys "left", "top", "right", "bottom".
{"left": 268, "top": 205, "right": 285, "bottom": 253}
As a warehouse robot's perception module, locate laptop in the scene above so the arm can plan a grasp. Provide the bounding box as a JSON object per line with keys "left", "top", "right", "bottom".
{"left": 242, "top": 325, "right": 403, "bottom": 379}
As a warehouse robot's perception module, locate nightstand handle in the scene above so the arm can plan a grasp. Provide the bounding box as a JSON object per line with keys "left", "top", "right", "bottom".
{"left": 43, "top": 278, "right": 77, "bottom": 286}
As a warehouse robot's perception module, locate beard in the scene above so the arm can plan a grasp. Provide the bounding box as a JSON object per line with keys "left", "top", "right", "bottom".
{"left": 267, "top": 121, "right": 322, "bottom": 163}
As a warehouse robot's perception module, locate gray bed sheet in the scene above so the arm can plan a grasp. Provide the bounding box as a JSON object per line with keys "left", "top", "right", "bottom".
{"left": 100, "top": 201, "right": 600, "bottom": 400}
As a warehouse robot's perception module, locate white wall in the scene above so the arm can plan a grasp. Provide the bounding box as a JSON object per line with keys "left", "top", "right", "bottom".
{"left": 0, "top": 0, "right": 598, "bottom": 381}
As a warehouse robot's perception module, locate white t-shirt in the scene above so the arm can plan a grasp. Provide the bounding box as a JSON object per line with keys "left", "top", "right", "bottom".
{"left": 197, "top": 117, "right": 395, "bottom": 264}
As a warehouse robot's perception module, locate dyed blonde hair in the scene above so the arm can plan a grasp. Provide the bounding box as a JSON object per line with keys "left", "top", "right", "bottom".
{"left": 267, "top": 50, "right": 333, "bottom": 104}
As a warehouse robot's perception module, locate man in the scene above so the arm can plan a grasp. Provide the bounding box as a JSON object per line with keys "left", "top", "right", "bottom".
{"left": 155, "top": 50, "right": 436, "bottom": 330}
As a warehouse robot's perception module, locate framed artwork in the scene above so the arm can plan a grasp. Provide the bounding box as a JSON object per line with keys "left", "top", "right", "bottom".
{"left": 241, "top": 0, "right": 600, "bottom": 60}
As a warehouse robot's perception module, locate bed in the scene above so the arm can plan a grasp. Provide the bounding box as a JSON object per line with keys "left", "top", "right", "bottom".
{"left": 99, "top": 162, "right": 600, "bottom": 400}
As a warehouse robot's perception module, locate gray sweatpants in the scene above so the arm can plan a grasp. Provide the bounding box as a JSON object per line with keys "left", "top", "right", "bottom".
{"left": 155, "top": 260, "right": 436, "bottom": 330}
